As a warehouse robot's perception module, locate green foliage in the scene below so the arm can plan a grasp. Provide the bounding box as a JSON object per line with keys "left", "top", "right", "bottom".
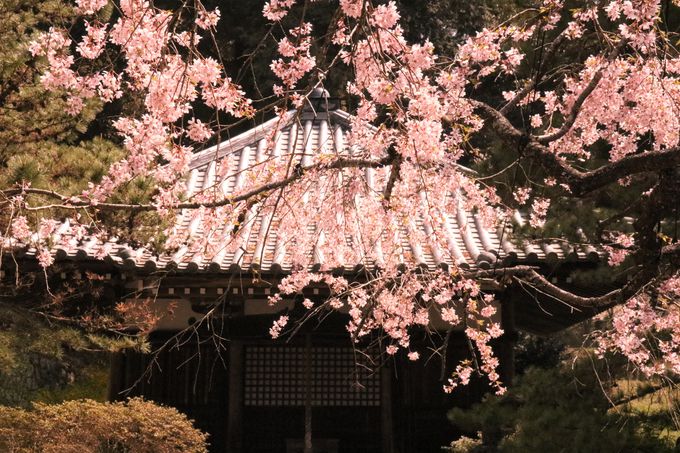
{"left": 396, "top": 0, "right": 527, "bottom": 56}
{"left": 608, "top": 379, "right": 680, "bottom": 447}
{"left": 0, "top": 0, "right": 109, "bottom": 166}
{"left": 0, "top": 397, "right": 209, "bottom": 452}
{"left": 514, "top": 331, "right": 564, "bottom": 376}
{"left": 2, "top": 138, "right": 123, "bottom": 192}
{"left": 0, "top": 306, "right": 144, "bottom": 406}
{"left": 32, "top": 364, "right": 109, "bottom": 404}
{"left": 447, "top": 364, "right": 675, "bottom": 453}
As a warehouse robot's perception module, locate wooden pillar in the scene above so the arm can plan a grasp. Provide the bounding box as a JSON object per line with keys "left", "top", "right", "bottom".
{"left": 381, "top": 365, "right": 394, "bottom": 453}
{"left": 227, "top": 341, "right": 244, "bottom": 453}
{"left": 499, "top": 297, "right": 517, "bottom": 385}
{"left": 496, "top": 334, "right": 516, "bottom": 386}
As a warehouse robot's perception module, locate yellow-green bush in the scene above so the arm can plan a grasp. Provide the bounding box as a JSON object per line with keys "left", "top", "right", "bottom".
{"left": 0, "top": 398, "right": 209, "bottom": 452}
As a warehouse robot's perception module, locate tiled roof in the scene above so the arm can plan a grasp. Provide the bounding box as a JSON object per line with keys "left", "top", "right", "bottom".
{"left": 15, "top": 96, "right": 602, "bottom": 274}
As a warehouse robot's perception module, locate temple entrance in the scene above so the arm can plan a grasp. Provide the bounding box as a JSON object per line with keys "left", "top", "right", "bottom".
{"left": 109, "top": 326, "right": 491, "bottom": 452}
{"left": 111, "top": 333, "right": 385, "bottom": 453}
{"left": 240, "top": 340, "right": 382, "bottom": 453}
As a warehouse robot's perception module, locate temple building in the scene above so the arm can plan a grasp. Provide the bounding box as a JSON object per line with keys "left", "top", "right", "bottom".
{"left": 3, "top": 90, "right": 606, "bottom": 453}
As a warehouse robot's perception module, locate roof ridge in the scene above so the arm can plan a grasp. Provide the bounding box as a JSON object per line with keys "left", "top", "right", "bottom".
{"left": 189, "top": 108, "right": 354, "bottom": 170}
{"left": 189, "top": 110, "right": 296, "bottom": 170}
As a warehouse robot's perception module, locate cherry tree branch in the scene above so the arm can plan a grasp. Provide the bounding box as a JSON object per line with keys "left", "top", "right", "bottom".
{"left": 464, "top": 265, "right": 618, "bottom": 308}
{"left": 517, "top": 269, "right": 619, "bottom": 308}
{"left": 499, "top": 32, "right": 567, "bottom": 116}
{"left": 383, "top": 145, "right": 401, "bottom": 202}
{"left": 464, "top": 243, "right": 680, "bottom": 310}
{"left": 473, "top": 100, "right": 680, "bottom": 196}
{"left": 536, "top": 41, "right": 625, "bottom": 144}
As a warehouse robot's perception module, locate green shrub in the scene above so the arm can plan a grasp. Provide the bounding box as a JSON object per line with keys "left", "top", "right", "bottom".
{"left": 448, "top": 366, "right": 674, "bottom": 453}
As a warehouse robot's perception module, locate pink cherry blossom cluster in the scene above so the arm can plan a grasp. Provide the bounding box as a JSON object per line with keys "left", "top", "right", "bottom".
{"left": 596, "top": 286, "right": 680, "bottom": 377}
{"left": 263, "top": 0, "right": 297, "bottom": 22}
{"left": 529, "top": 198, "right": 550, "bottom": 228}
{"left": 186, "top": 118, "right": 213, "bottom": 143}
{"left": 196, "top": 7, "right": 220, "bottom": 30}
{"left": 269, "top": 315, "right": 289, "bottom": 339}
{"left": 513, "top": 187, "right": 532, "bottom": 205}
{"left": 603, "top": 232, "right": 635, "bottom": 266}
{"left": 75, "top": 0, "right": 108, "bottom": 15}
{"left": 7, "top": 208, "right": 92, "bottom": 270}
{"left": 77, "top": 21, "right": 108, "bottom": 59}
{"left": 444, "top": 362, "right": 474, "bottom": 394}
{"left": 271, "top": 23, "right": 316, "bottom": 90}
{"left": 544, "top": 55, "right": 680, "bottom": 161}
{"left": 605, "top": 0, "right": 662, "bottom": 51}
{"left": 270, "top": 267, "right": 505, "bottom": 393}
{"left": 28, "top": 0, "right": 253, "bottom": 211}
{"left": 340, "top": 0, "right": 363, "bottom": 18}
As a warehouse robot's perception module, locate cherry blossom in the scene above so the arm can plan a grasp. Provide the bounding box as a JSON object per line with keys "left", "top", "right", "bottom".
{"left": 186, "top": 118, "right": 213, "bottom": 142}
{"left": 196, "top": 7, "right": 220, "bottom": 30}
{"left": 529, "top": 198, "right": 550, "bottom": 228}
{"left": 513, "top": 187, "right": 531, "bottom": 205}
{"left": 11, "top": 216, "right": 31, "bottom": 242}
{"left": 596, "top": 292, "right": 680, "bottom": 377}
{"left": 269, "top": 315, "right": 289, "bottom": 339}
{"left": 75, "top": 0, "right": 108, "bottom": 15}
{"left": 271, "top": 24, "right": 316, "bottom": 89}
{"left": 77, "top": 21, "right": 108, "bottom": 59}
{"left": 36, "top": 248, "right": 54, "bottom": 268}
{"left": 263, "top": 0, "right": 297, "bottom": 22}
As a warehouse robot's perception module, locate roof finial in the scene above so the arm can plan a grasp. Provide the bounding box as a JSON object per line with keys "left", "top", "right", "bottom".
{"left": 309, "top": 87, "right": 330, "bottom": 99}
{"left": 303, "top": 87, "right": 337, "bottom": 118}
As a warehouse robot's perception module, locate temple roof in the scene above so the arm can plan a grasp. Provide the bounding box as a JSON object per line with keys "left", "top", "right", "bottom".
{"left": 15, "top": 92, "right": 603, "bottom": 274}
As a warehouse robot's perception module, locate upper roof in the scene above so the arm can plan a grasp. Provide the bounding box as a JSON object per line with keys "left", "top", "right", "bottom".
{"left": 15, "top": 91, "right": 602, "bottom": 274}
